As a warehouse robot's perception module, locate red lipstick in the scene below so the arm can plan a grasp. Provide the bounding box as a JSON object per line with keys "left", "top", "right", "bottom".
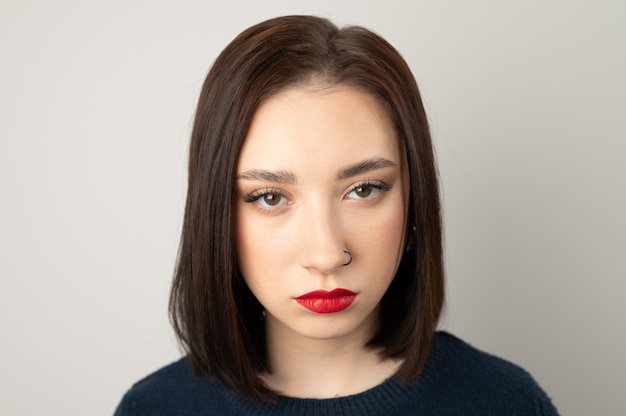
{"left": 295, "top": 288, "right": 357, "bottom": 314}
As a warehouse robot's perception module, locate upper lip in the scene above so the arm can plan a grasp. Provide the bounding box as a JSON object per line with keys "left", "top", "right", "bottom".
{"left": 295, "top": 288, "right": 357, "bottom": 299}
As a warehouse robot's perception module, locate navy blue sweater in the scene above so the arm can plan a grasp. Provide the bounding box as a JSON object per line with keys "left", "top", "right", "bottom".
{"left": 115, "top": 332, "right": 558, "bottom": 415}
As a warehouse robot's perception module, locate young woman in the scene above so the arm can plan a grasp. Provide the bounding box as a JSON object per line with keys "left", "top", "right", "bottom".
{"left": 115, "top": 15, "right": 558, "bottom": 415}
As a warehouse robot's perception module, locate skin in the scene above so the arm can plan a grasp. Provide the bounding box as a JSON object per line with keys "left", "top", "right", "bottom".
{"left": 234, "top": 84, "right": 409, "bottom": 398}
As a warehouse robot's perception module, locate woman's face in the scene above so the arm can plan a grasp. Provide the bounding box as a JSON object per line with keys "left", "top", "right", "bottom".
{"left": 234, "top": 85, "right": 409, "bottom": 345}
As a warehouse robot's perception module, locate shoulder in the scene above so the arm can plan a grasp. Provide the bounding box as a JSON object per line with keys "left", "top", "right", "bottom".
{"left": 114, "top": 358, "right": 234, "bottom": 416}
{"left": 430, "top": 331, "right": 539, "bottom": 384}
{"left": 416, "top": 331, "right": 559, "bottom": 415}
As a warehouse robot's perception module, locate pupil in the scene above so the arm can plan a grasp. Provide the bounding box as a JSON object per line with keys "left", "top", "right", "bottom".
{"left": 357, "top": 186, "right": 372, "bottom": 198}
{"left": 264, "top": 194, "right": 279, "bottom": 205}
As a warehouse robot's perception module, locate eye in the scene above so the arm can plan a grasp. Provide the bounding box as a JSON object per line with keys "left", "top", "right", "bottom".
{"left": 244, "top": 189, "right": 290, "bottom": 210}
{"left": 259, "top": 193, "right": 285, "bottom": 207}
{"left": 346, "top": 181, "right": 392, "bottom": 200}
{"left": 353, "top": 185, "right": 375, "bottom": 198}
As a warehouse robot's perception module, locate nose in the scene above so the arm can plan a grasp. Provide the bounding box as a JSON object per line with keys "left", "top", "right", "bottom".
{"left": 298, "top": 201, "right": 348, "bottom": 274}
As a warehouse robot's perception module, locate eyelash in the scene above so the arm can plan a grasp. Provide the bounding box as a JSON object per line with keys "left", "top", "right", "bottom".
{"left": 243, "top": 180, "right": 393, "bottom": 211}
{"left": 243, "top": 188, "right": 290, "bottom": 210}
{"left": 345, "top": 180, "right": 392, "bottom": 200}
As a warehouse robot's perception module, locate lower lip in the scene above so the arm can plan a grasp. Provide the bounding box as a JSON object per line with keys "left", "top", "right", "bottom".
{"left": 295, "top": 289, "right": 357, "bottom": 314}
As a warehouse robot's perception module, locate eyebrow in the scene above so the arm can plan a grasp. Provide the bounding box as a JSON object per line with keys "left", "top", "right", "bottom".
{"left": 236, "top": 157, "right": 396, "bottom": 184}
{"left": 236, "top": 169, "right": 297, "bottom": 184}
{"left": 336, "top": 157, "right": 397, "bottom": 180}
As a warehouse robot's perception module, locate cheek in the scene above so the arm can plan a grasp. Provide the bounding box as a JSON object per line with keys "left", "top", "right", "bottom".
{"left": 375, "top": 207, "right": 406, "bottom": 264}
{"left": 235, "top": 212, "right": 293, "bottom": 288}
{"left": 235, "top": 216, "right": 264, "bottom": 284}
{"left": 352, "top": 197, "right": 407, "bottom": 261}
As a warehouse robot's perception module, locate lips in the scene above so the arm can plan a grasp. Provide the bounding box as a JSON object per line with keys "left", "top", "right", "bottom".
{"left": 295, "top": 288, "right": 357, "bottom": 314}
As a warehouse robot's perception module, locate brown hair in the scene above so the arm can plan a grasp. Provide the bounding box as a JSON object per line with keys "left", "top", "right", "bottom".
{"left": 170, "top": 15, "right": 444, "bottom": 401}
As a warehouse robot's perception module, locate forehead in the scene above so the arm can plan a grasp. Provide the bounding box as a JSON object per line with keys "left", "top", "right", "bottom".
{"left": 237, "top": 85, "right": 402, "bottom": 172}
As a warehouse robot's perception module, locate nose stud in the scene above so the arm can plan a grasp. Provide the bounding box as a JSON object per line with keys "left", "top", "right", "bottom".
{"left": 342, "top": 250, "right": 353, "bottom": 267}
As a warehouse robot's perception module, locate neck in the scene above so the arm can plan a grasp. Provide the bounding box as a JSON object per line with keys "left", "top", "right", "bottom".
{"left": 262, "top": 309, "right": 402, "bottom": 399}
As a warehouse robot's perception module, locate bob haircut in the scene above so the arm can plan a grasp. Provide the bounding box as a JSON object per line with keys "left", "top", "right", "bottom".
{"left": 170, "top": 15, "right": 444, "bottom": 401}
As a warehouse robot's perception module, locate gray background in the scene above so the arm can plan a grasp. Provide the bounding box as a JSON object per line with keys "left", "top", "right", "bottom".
{"left": 1, "top": 1, "right": 624, "bottom": 414}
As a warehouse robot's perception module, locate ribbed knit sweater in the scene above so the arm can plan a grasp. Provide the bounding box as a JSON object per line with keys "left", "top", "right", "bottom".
{"left": 114, "top": 332, "right": 558, "bottom": 415}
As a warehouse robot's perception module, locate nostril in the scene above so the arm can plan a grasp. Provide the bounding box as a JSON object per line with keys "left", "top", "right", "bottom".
{"left": 298, "top": 245, "right": 350, "bottom": 274}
